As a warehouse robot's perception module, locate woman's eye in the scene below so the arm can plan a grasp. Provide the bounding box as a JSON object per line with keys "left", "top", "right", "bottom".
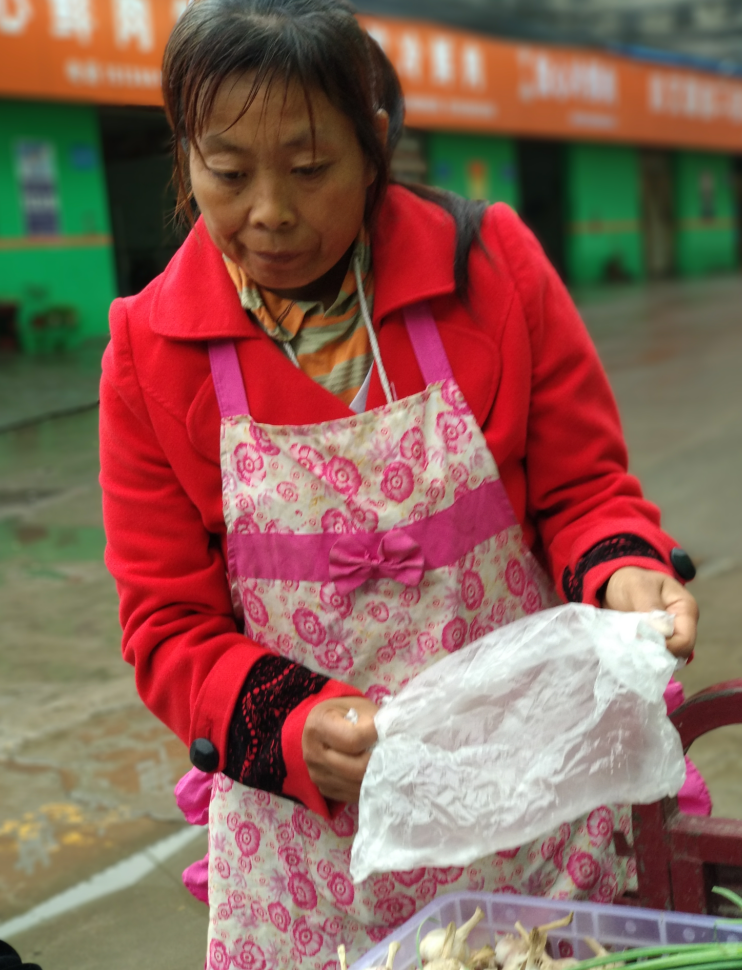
{"left": 293, "top": 164, "right": 328, "bottom": 177}
{"left": 212, "top": 169, "right": 245, "bottom": 182}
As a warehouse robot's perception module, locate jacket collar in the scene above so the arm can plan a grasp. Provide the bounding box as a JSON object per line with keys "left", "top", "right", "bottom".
{"left": 149, "top": 185, "right": 457, "bottom": 340}
{"left": 368, "top": 184, "right": 456, "bottom": 321}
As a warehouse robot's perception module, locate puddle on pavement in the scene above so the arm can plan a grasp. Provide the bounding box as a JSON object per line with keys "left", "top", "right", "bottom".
{"left": 0, "top": 488, "right": 66, "bottom": 508}
{"left": 0, "top": 404, "right": 193, "bottom": 920}
{"left": 0, "top": 520, "right": 106, "bottom": 563}
{"left": 0, "top": 705, "right": 193, "bottom": 920}
{"left": 0, "top": 813, "right": 189, "bottom": 921}
{"left": 0, "top": 342, "right": 104, "bottom": 434}
{"left": 0, "top": 410, "right": 101, "bottom": 495}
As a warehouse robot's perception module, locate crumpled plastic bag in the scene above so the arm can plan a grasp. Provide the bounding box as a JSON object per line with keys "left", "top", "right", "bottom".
{"left": 350, "top": 603, "right": 686, "bottom": 883}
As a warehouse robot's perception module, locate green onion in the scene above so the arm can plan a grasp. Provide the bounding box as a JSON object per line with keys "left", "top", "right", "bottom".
{"left": 564, "top": 943, "right": 742, "bottom": 970}
{"left": 714, "top": 888, "right": 742, "bottom": 926}
{"left": 558, "top": 887, "right": 742, "bottom": 970}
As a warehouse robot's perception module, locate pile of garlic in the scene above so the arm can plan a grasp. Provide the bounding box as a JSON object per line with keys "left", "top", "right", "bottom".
{"left": 490, "top": 914, "right": 580, "bottom": 970}
{"left": 342, "top": 909, "right": 591, "bottom": 970}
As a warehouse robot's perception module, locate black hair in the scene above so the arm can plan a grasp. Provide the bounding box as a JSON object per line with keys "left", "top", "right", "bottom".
{"left": 161, "top": 0, "right": 487, "bottom": 292}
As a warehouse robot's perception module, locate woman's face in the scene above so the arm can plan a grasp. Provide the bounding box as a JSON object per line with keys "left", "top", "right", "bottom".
{"left": 190, "top": 74, "right": 382, "bottom": 297}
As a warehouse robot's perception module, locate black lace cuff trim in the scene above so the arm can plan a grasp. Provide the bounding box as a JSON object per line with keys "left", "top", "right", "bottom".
{"left": 225, "top": 655, "right": 329, "bottom": 795}
{"left": 562, "top": 533, "right": 665, "bottom": 603}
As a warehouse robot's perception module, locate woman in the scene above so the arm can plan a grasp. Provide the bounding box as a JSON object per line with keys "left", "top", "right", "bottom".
{"left": 99, "top": 0, "right": 699, "bottom": 965}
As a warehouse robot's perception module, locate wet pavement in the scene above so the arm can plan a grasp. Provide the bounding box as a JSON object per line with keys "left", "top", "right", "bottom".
{"left": 0, "top": 275, "right": 741, "bottom": 967}
{"left": 0, "top": 400, "right": 200, "bottom": 961}
{"left": 0, "top": 341, "right": 105, "bottom": 433}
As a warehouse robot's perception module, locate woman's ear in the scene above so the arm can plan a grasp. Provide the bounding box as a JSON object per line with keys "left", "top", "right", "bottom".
{"left": 364, "top": 109, "right": 390, "bottom": 188}
{"left": 374, "top": 108, "right": 390, "bottom": 148}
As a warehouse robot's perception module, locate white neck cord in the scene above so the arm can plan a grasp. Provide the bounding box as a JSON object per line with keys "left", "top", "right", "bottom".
{"left": 280, "top": 258, "right": 394, "bottom": 407}
{"left": 354, "top": 256, "right": 394, "bottom": 406}
{"left": 283, "top": 340, "right": 300, "bottom": 368}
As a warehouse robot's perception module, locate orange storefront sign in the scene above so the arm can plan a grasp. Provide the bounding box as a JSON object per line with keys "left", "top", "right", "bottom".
{"left": 0, "top": 0, "right": 176, "bottom": 104}
{"left": 2, "top": 2, "right": 742, "bottom": 152}
{"left": 362, "top": 16, "right": 742, "bottom": 152}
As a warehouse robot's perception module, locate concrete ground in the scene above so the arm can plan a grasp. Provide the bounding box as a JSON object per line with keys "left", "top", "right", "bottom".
{"left": 0, "top": 340, "right": 104, "bottom": 433}
{"left": 0, "top": 275, "right": 741, "bottom": 967}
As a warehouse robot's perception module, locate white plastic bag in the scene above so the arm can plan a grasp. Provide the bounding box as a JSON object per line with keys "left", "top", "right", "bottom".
{"left": 350, "top": 603, "right": 686, "bottom": 883}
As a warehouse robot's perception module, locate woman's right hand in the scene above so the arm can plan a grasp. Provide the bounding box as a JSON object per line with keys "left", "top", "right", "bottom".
{"left": 302, "top": 697, "right": 379, "bottom": 803}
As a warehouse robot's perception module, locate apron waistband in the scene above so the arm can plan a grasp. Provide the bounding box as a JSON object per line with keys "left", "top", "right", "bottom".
{"left": 229, "top": 478, "right": 516, "bottom": 585}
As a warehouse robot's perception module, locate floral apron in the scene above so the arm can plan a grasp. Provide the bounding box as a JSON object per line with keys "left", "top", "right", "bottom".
{"left": 205, "top": 302, "right": 630, "bottom": 970}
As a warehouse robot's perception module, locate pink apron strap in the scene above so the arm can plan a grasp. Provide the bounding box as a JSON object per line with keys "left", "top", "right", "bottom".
{"left": 403, "top": 301, "right": 454, "bottom": 386}
{"left": 208, "top": 340, "right": 249, "bottom": 418}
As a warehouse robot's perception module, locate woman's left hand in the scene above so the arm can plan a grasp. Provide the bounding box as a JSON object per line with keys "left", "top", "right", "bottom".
{"left": 602, "top": 566, "right": 699, "bottom": 659}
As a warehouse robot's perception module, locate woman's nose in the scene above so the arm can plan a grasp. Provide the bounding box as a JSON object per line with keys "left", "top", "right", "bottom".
{"left": 247, "top": 176, "right": 295, "bottom": 231}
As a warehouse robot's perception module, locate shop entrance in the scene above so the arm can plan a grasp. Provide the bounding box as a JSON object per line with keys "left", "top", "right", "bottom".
{"left": 391, "top": 129, "right": 428, "bottom": 185}
{"left": 734, "top": 157, "right": 742, "bottom": 266}
{"left": 0, "top": 302, "right": 20, "bottom": 353}
{"left": 641, "top": 150, "right": 675, "bottom": 279}
{"left": 99, "top": 107, "right": 183, "bottom": 297}
{"left": 517, "top": 139, "right": 566, "bottom": 278}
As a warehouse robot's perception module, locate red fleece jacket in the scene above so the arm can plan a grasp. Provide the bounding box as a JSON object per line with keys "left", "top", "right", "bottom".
{"left": 100, "top": 186, "right": 681, "bottom": 815}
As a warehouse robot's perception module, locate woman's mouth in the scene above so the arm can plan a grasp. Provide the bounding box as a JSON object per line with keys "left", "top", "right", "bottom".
{"left": 252, "top": 250, "right": 303, "bottom": 266}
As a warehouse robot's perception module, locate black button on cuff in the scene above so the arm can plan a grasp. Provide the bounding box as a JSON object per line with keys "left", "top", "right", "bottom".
{"left": 189, "top": 738, "right": 220, "bottom": 773}
{"left": 670, "top": 547, "right": 696, "bottom": 581}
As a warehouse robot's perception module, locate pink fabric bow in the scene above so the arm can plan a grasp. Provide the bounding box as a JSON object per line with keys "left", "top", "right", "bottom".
{"left": 329, "top": 530, "right": 425, "bottom": 595}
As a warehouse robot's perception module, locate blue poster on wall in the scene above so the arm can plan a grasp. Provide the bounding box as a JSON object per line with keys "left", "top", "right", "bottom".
{"left": 15, "top": 140, "right": 61, "bottom": 237}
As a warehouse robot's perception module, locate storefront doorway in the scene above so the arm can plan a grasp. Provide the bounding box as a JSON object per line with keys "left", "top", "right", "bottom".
{"left": 98, "top": 107, "right": 182, "bottom": 297}
{"left": 0, "top": 302, "right": 20, "bottom": 352}
{"left": 734, "top": 157, "right": 742, "bottom": 266}
{"left": 517, "top": 138, "right": 566, "bottom": 278}
{"left": 641, "top": 150, "right": 675, "bottom": 279}
{"left": 391, "top": 129, "right": 428, "bottom": 186}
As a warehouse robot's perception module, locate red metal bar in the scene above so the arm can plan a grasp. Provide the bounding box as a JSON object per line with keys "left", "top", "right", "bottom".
{"left": 671, "top": 815, "right": 742, "bottom": 865}
{"left": 669, "top": 855, "right": 710, "bottom": 914}
{"left": 670, "top": 680, "right": 742, "bottom": 752}
{"left": 632, "top": 800, "right": 675, "bottom": 910}
{"left": 628, "top": 679, "right": 742, "bottom": 913}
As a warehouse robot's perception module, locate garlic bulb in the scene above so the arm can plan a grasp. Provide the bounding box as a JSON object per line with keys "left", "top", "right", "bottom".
{"left": 469, "top": 945, "right": 498, "bottom": 969}
{"left": 424, "top": 922, "right": 469, "bottom": 970}
{"left": 493, "top": 911, "right": 575, "bottom": 970}
{"left": 584, "top": 936, "right": 621, "bottom": 969}
{"left": 383, "top": 941, "right": 401, "bottom": 969}
{"left": 338, "top": 940, "right": 400, "bottom": 970}
{"left": 541, "top": 957, "right": 580, "bottom": 970}
{"left": 420, "top": 907, "right": 485, "bottom": 964}
{"left": 496, "top": 935, "right": 529, "bottom": 970}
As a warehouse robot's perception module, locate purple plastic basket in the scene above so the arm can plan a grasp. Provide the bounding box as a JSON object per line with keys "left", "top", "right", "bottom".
{"left": 351, "top": 892, "right": 742, "bottom": 969}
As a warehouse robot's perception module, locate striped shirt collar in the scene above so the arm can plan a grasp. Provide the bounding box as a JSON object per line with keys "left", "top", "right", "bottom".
{"left": 223, "top": 229, "right": 372, "bottom": 344}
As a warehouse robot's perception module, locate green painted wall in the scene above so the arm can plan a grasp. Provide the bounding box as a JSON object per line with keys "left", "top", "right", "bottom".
{"left": 0, "top": 99, "right": 116, "bottom": 352}
{"left": 564, "top": 143, "right": 644, "bottom": 286}
{"left": 427, "top": 131, "right": 519, "bottom": 208}
{"left": 674, "top": 151, "right": 737, "bottom": 277}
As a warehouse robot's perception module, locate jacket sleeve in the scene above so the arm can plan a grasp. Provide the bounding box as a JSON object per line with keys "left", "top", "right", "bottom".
{"left": 491, "top": 205, "right": 684, "bottom": 605}
{"left": 100, "top": 298, "right": 360, "bottom": 818}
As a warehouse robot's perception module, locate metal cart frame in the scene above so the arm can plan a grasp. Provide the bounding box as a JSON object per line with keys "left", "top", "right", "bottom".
{"left": 627, "top": 680, "right": 742, "bottom": 913}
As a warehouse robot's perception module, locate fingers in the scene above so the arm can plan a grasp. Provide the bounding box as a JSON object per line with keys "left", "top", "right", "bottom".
{"left": 603, "top": 566, "right": 699, "bottom": 660}
{"left": 603, "top": 566, "right": 663, "bottom": 613}
{"left": 307, "top": 748, "right": 372, "bottom": 803}
{"left": 660, "top": 577, "right": 699, "bottom": 659}
{"left": 318, "top": 705, "right": 378, "bottom": 755}
{"left": 302, "top": 697, "right": 379, "bottom": 803}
